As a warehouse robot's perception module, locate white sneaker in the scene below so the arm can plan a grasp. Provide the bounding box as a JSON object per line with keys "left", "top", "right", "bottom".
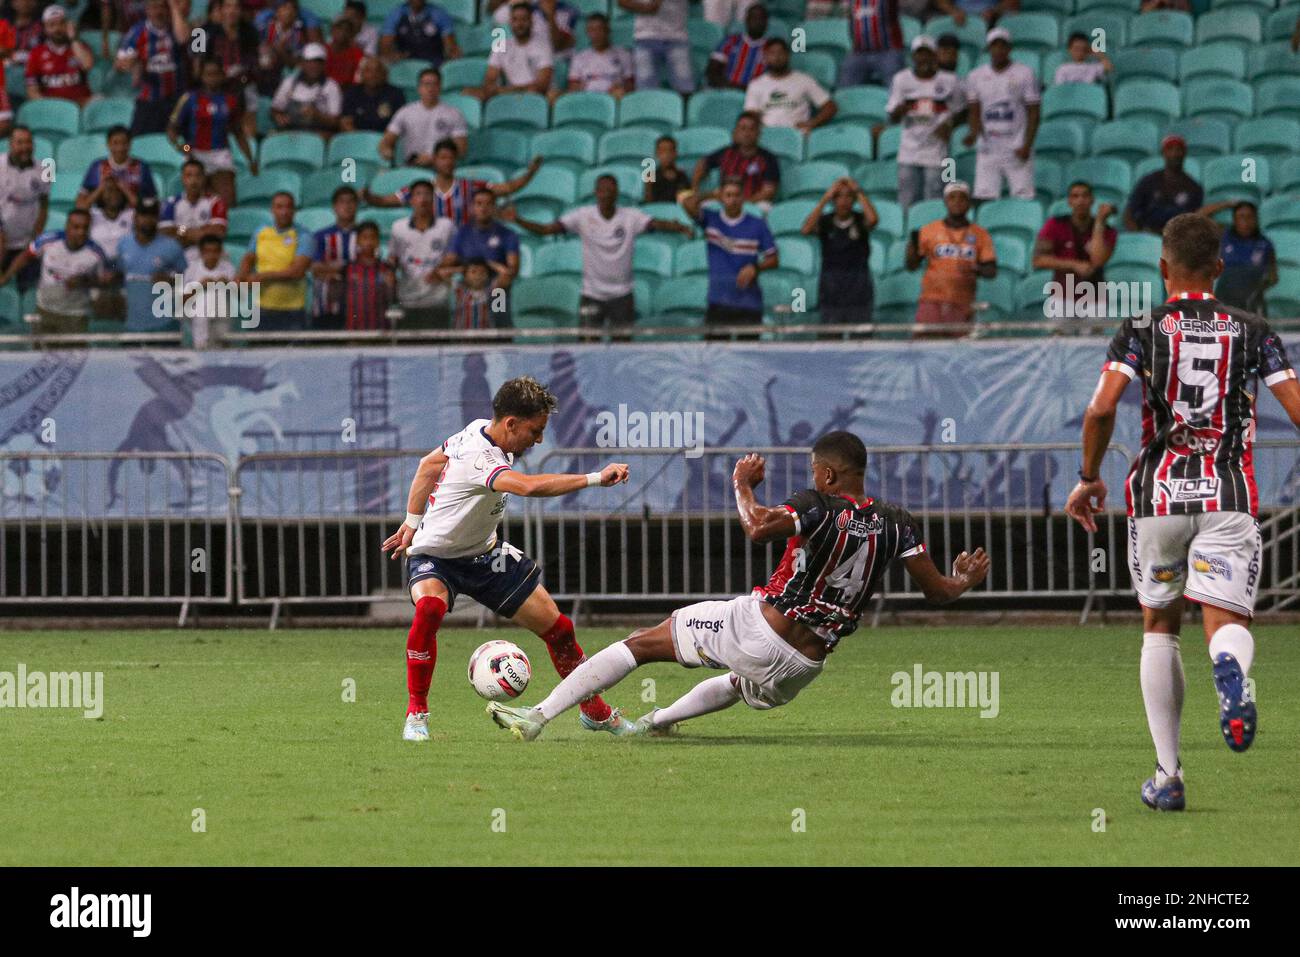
{"left": 486, "top": 702, "right": 547, "bottom": 741}
{"left": 403, "top": 711, "right": 429, "bottom": 742}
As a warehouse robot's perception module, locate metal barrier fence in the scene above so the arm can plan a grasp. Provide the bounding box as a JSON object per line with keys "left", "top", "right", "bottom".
{"left": 0, "top": 442, "right": 1296, "bottom": 623}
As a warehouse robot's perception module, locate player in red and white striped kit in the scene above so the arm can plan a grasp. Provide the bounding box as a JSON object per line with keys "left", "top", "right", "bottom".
{"left": 1067, "top": 213, "right": 1300, "bottom": 812}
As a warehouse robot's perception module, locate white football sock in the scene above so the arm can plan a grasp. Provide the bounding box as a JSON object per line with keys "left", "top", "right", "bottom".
{"left": 1208, "top": 622, "right": 1255, "bottom": 676}
{"left": 652, "top": 674, "right": 742, "bottom": 727}
{"left": 1140, "top": 632, "right": 1185, "bottom": 783}
{"left": 535, "top": 640, "right": 637, "bottom": 722}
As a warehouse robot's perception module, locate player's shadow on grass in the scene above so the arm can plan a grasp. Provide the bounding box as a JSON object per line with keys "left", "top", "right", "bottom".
{"left": 656, "top": 732, "right": 1016, "bottom": 748}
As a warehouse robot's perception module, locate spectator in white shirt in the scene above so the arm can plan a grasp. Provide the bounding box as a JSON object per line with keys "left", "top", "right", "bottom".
{"left": 563, "top": 13, "right": 635, "bottom": 101}
{"left": 1052, "top": 32, "right": 1112, "bottom": 86}
{"left": 381, "top": 67, "right": 469, "bottom": 164}
{"left": 464, "top": 3, "right": 554, "bottom": 102}
{"left": 703, "top": 0, "right": 757, "bottom": 27}
{"left": 182, "top": 234, "right": 238, "bottom": 348}
{"left": 886, "top": 35, "right": 965, "bottom": 212}
{"left": 618, "top": 0, "right": 694, "bottom": 94}
{"left": 962, "top": 28, "right": 1040, "bottom": 201}
{"left": 504, "top": 173, "right": 693, "bottom": 328}
{"left": 271, "top": 42, "right": 344, "bottom": 133}
{"left": 743, "top": 38, "right": 837, "bottom": 133}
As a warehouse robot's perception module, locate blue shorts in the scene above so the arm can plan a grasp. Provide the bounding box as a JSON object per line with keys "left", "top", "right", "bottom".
{"left": 407, "top": 542, "right": 541, "bottom": 618}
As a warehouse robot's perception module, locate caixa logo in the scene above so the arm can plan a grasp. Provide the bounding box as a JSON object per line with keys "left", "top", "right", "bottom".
{"left": 1168, "top": 426, "right": 1222, "bottom": 455}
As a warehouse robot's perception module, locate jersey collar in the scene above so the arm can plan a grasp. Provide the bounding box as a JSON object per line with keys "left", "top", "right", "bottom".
{"left": 1166, "top": 291, "right": 1216, "bottom": 303}
{"left": 479, "top": 425, "right": 502, "bottom": 449}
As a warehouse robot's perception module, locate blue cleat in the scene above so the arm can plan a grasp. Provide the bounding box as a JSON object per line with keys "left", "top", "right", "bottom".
{"left": 1212, "top": 653, "right": 1256, "bottom": 753}
{"left": 579, "top": 707, "right": 639, "bottom": 736}
{"left": 1141, "top": 770, "right": 1186, "bottom": 812}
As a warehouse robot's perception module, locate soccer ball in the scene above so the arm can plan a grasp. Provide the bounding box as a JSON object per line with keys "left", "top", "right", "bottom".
{"left": 468, "top": 640, "right": 532, "bottom": 701}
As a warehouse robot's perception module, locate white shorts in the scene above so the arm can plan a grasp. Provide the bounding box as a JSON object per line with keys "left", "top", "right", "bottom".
{"left": 1128, "top": 512, "right": 1262, "bottom": 617}
{"left": 190, "top": 148, "right": 235, "bottom": 174}
{"left": 670, "top": 595, "right": 824, "bottom": 710}
{"left": 973, "top": 147, "right": 1035, "bottom": 200}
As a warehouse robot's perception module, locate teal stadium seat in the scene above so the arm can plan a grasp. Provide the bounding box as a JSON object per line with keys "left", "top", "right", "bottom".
{"left": 782, "top": 162, "right": 850, "bottom": 201}
{"left": 834, "top": 86, "right": 889, "bottom": 125}
{"left": 1264, "top": 8, "right": 1300, "bottom": 43}
{"left": 442, "top": 92, "right": 482, "bottom": 130}
{"left": 1181, "top": 79, "right": 1254, "bottom": 126}
{"left": 1112, "top": 48, "right": 1179, "bottom": 84}
{"left": 302, "top": 167, "right": 366, "bottom": 207}
{"left": 870, "top": 199, "right": 904, "bottom": 241}
{"left": 1246, "top": 44, "right": 1300, "bottom": 81}
{"left": 530, "top": 129, "right": 597, "bottom": 171}
{"left": 806, "top": 125, "right": 870, "bottom": 166}
{"left": 1033, "top": 120, "right": 1087, "bottom": 162}
{"left": 483, "top": 93, "right": 549, "bottom": 131}
{"left": 18, "top": 99, "right": 80, "bottom": 143}
{"left": 1203, "top": 155, "right": 1272, "bottom": 204}
{"left": 999, "top": 13, "right": 1061, "bottom": 53}
{"left": 674, "top": 126, "right": 730, "bottom": 168}
{"left": 1178, "top": 43, "right": 1246, "bottom": 83}
{"left": 1110, "top": 233, "right": 1163, "bottom": 270}
{"left": 456, "top": 24, "right": 495, "bottom": 58}
{"left": 225, "top": 207, "right": 269, "bottom": 246}
{"left": 440, "top": 57, "right": 487, "bottom": 92}
{"left": 1264, "top": 274, "right": 1300, "bottom": 318}
{"left": 620, "top": 90, "right": 685, "bottom": 131}
{"left": 532, "top": 239, "right": 584, "bottom": 277}
{"left": 922, "top": 16, "right": 986, "bottom": 51}
{"left": 1256, "top": 78, "right": 1300, "bottom": 118}
{"left": 874, "top": 273, "right": 922, "bottom": 329}
{"left": 1128, "top": 11, "right": 1194, "bottom": 49}
{"left": 855, "top": 161, "right": 898, "bottom": 201}
{"left": 465, "top": 130, "right": 531, "bottom": 168}
{"left": 1041, "top": 83, "right": 1107, "bottom": 123}
{"left": 56, "top": 134, "right": 101, "bottom": 178}
{"left": 1022, "top": 0, "right": 1074, "bottom": 15}
{"left": 1015, "top": 271, "right": 1052, "bottom": 324}
{"left": 1034, "top": 158, "right": 1063, "bottom": 205}
{"left": 906, "top": 198, "right": 947, "bottom": 234}
{"left": 1065, "top": 158, "right": 1131, "bottom": 206}
{"left": 1164, "top": 117, "right": 1231, "bottom": 157}
{"left": 48, "top": 171, "right": 79, "bottom": 212}
{"left": 512, "top": 276, "right": 581, "bottom": 326}
{"left": 511, "top": 166, "right": 576, "bottom": 219}
{"left": 458, "top": 163, "right": 505, "bottom": 183}
{"left": 576, "top": 165, "right": 641, "bottom": 202}
{"left": 240, "top": 170, "right": 303, "bottom": 205}
{"left": 684, "top": 90, "right": 741, "bottom": 130}
{"left": 1260, "top": 195, "right": 1300, "bottom": 232}
{"left": 552, "top": 92, "right": 617, "bottom": 136}
{"left": 799, "top": 52, "right": 838, "bottom": 90}
{"left": 776, "top": 236, "right": 817, "bottom": 276}
{"left": 369, "top": 166, "right": 427, "bottom": 197}
{"left": 598, "top": 128, "right": 657, "bottom": 164}
{"left": 1269, "top": 230, "right": 1300, "bottom": 268}
{"left": 1114, "top": 80, "right": 1181, "bottom": 127}
{"left": 295, "top": 206, "right": 337, "bottom": 233}
{"left": 977, "top": 198, "right": 1045, "bottom": 248}
{"left": 389, "top": 57, "right": 435, "bottom": 91}
{"left": 875, "top": 125, "right": 901, "bottom": 161}
{"left": 1062, "top": 13, "right": 1128, "bottom": 49}
{"left": 674, "top": 241, "right": 709, "bottom": 277}
{"left": 326, "top": 130, "right": 383, "bottom": 168}
{"left": 1277, "top": 158, "right": 1300, "bottom": 195}
{"left": 975, "top": 274, "right": 1016, "bottom": 323}
{"left": 801, "top": 18, "right": 851, "bottom": 55}
{"left": 81, "top": 97, "right": 135, "bottom": 134}
{"left": 301, "top": 0, "right": 345, "bottom": 20}
{"left": 259, "top": 132, "right": 326, "bottom": 175}
{"left": 633, "top": 237, "right": 674, "bottom": 281}
{"left": 651, "top": 276, "right": 709, "bottom": 321}
{"left": 760, "top": 126, "right": 804, "bottom": 165}
{"left": 767, "top": 200, "right": 817, "bottom": 237}
{"left": 1210, "top": 0, "right": 1273, "bottom": 10}
{"left": 993, "top": 236, "right": 1028, "bottom": 277}
{"left": 1195, "top": 9, "right": 1262, "bottom": 48}
{"left": 1090, "top": 119, "right": 1158, "bottom": 164}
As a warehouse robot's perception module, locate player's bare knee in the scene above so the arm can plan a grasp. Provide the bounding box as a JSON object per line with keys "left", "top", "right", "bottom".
{"left": 623, "top": 620, "right": 675, "bottom": 665}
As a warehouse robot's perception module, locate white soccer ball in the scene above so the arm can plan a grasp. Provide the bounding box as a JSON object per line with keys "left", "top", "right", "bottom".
{"left": 468, "top": 640, "right": 532, "bottom": 701}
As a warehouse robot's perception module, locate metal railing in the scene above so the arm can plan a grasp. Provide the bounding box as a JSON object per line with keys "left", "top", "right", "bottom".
{"left": 0, "top": 442, "right": 1296, "bottom": 624}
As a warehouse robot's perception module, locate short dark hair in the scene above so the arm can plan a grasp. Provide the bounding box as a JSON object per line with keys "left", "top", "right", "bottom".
{"left": 345, "top": 0, "right": 367, "bottom": 15}
{"left": 198, "top": 233, "right": 223, "bottom": 248}
{"left": 719, "top": 175, "right": 745, "bottom": 191}
{"left": 1067, "top": 180, "right": 1092, "bottom": 193}
{"left": 66, "top": 208, "right": 91, "bottom": 222}
{"left": 812, "top": 431, "right": 867, "bottom": 476}
{"left": 1162, "top": 213, "right": 1222, "bottom": 277}
{"left": 509, "top": 1, "right": 532, "bottom": 14}
{"left": 763, "top": 36, "right": 788, "bottom": 51}
{"left": 433, "top": 137, "right": 459, "bottom": 155}
{"left": 937, "top": 33, "right": 961, "bottom": 48}
{"left": 586, "top": 11, "right": 608, "bottom": 23}
{"left": 356, "top": 220, "right": 380, "bottom": 238}
{"left": 1068, "top": 31, "right": 1089, "bottom": 44}
{"left": 106, "top": 125, "right": 130, "bottom": 141}
{"left": 655, "top": 134, "right": 676, "bottom": 148}
{"left": 182, "top": 158, "right": 206, "bottom": 175}
{"left": 271, "top": 190, "right": 296, "bottom": 207}
{"left": 464, "top": 256, "right": 489, "bottom": 270}
{"left": 736, "top": 110, "right": 763, "bottom": 127}
{"left": 407, "top": 179, "right": 434, "bottom": 196}
{"left": 418, "top": 67, "right": 441, "bottom": 83}
{"left": 472, "top": 185, "right": 495, "bottom": 201}
{"left": 332, "top": 185, "right": 358, "bottom": 203}
{"left": 493, "top": 376, "right": 558, "bottom": 421}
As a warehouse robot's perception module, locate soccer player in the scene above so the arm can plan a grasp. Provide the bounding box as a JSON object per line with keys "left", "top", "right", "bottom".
{"left": 488, "top": 432, "right": 991, "bottom": 741}
{"left": 381, "top": 376, "right": 636, "bottom": 742}
{"left": 1065, "top": 213, "right": 1300, "bottom": 812}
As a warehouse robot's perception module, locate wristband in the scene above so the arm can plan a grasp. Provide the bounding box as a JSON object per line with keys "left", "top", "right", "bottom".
{"left": 586, "top": 472, "right": 602, "bottom": 487}
{"left": 404, "top": 512, "right": 422, "bottom": 529}
{"left": 1077, "top": 470, "right": 1098, "bottom": 483}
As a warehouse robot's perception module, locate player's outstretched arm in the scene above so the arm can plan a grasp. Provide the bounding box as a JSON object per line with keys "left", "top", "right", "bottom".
{"left": 732, "top": 453, "right": 796, "bottom": 544}
{"left": 381, "top": 448, "right": 449, "bottom": 559}
{"left": 1267, "top": 377, "right": 1300, "bottom": 430}
{"left": 903, "top": 548, "right": 990, "bottom": 604}
{"left": 1065, "top": 369, "right": 1129, "bottom": 533}
{"left": 493, "top": 463, "right": 630, "bottom": 498}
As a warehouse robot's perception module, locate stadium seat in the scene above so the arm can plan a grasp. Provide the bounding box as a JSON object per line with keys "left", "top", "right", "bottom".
{"left": 1164, "top": 117, "right": 1232, "bottom": 157}
{"left": 674, "top": 241, "right": 709, "bottom": 277}
{"left": 81, "top": 97, "right": 135, "bottom": 134}
{"left": 1264, "top": 8, "right": 1300, "bottom": 43}
{"left": 1264, "top": 273, "right": 1300, "bottom": 318}
{"left": 884, "top": 239, "right": 907, "bottom": 274}
{"left": 1022, "top": 0, "right": 1074, "bottom": 16}
{"left": 1178, "top": 42, "right": 1246, "bottom": 83}
{"left": 775, "top": 236, "right": 817, "bottom": 276}
{"left": 1034, "top": 158, "right": 1063, "bottom": 206}
{"left": 1246, "top": 43, "right": 1300, "bottom": 82}
{"left": 597, "top": 128, "right": 658, "bottom": 164}
{"left": 1235, "top": 118, "right": 1300, "bottom": 164}
{"left": 259, "top": 132, "right": 326, "bottom": 175}
{"left": 801, "top": 18, "right": 851, "bottom": 55}
{"left": 532, "top": 239, "right": 584, "bottom": 277}
{"left": 673, "top": 126, "right": 731, "bottom": 168}
{"left": 484, "top": 93, "right": 549, "bottom": 131}
{"left": 1128, "top": 11, "right": 1194, "bottom": 49}
{"left": 326, "top": 131, "right": 383, "bottom": 168}
{"left": 1064, "top": 158, "right": 1130, "bottom": 206}
{"left": 1256, "top": 78, "right": 1300, "bottom": 118}
{"left": 1114, "top": 80, "right": 1181, "bottom": 126}
{"left": 855, "top": 161, "right": 899, "bottom": 201}
{"left": 552, "top": 92, "right": 617, "bottom": 136}
{"left": 369, "top": 166, "right": 426, "bottom": 197}
{"left": 301, "top": 168, "right": 353, "bottom": 208}
{"left": 440, "top": 57, "right": 487, "bottom": 91}
{"left": 1062, "top": 12, "right": 1128, "bottom": 49}
{"left": 1014, "top": 271, "right": 1052, "bottom": 323}
{"left": 632, "top": 237, "right": 675, "bottom": 281}
{"left": 801, "top": 52, "right": 839, "bottom": 91}
{"left": 1277, "top": 158, "right": 1300, "bottom": 195}
{"left": 760, "top": 126, "right": 804, "bottom": 165}
{"left": 458, "top": 163, "right": 505, "bottom": 183}
{"left": 513, "top": 276, "right": 581, "bottom": 325}
{"left": 621, "top": 89, "right": 686, "bottom": 131}
{"left": 687, "top": 20, "right": 725, "bottom": 58}
{"left": 1033, "top": 120, "right": 1088, "bottom": 162}
{"left": 1110, "top": 233, "right": 1162, "bottom": 269}
{"left": 294, "top": 206, "right": 336, "bottom": 234}
{"left": 782, "top": 162, "right": 851, "bottom": 201}
{"left": 1211, "top": 0, "right": 1273, "bottom": 10}
{"left": 684, "top": 90, "right": 741, "bottom": 130}
{"left": 871, "top": 199, "right": 904, "bottom": 241}
{"left": 922, "top": 15, "right": 986, "bottom": 51}
{"left": 1181, "top": 79, "right": 1254, "bottom": 126}
{"left": 511, "top": 166, "right": 577, "bottom": 219}
{"left": 1000, "top": 13, "right": 1061, "bottom": 53}
{"left": 973, "top": 49, "right": 1043, "bottom": 77}
{"left": 640, "top": 201, "right": 694, "bottom": 233}
{"left": 55, "top": 134, "right": 102, "bottom": 179}
{"left": 1195, "top": 9, "right": 1262, "bottom": 48}
{"left": 1111, "top": 48, "right": 1179, "bottom": 84}
{"left": 465, "top": 130, "right": 531, "bottom": 168}
{"left": 442, "top": 92, "right": 482, "bottom": 130}
{"left": 1270, "top": 230, "right": 1300, "bottom": 268}
{"left": 48, "top": 171, "right": 79, "bottom": 212}
{"left": 806, "top": 126, "right": 870, "bottom": 167}
{"left": 874, "top": 273, "right": 922, "bottom": 330}
{"left": 875, "top": 125, "right": 901, "bottom": 161}
{"left": 975, "top": 274, "right": 1016, "bottom": 323}
{"left": 225, "top": 207, "right": 269, "bottom": 245}
{"left": 993, "top": 235, "right": 1029, "bottom": 277}
{"left": 530, "top": 129, "right": 597, "bottom": 171}
{"left": 906, "top": 198, "right": 947, "bottom": 235}
{"left": 1105, "top": 264, "right": 1162, "bottom": 294}
{"left": 833, "top": 86, "right": 889, "bottom": 125}
{"left": 1203, "top": 155, "right": 1272, "bottom": 203}
{"left": 389, "top": 57, "right": 435, "bottom": 91}
{"left": 17, "top": 99, "right": 80, "bottom": 143}
{"left": 1090, "top": 119, "right": 1159, "bottom": 164}
{"left": 1039, "top": 49, "right": 1068, "bottom": 83}
{"left": 977, "top": 198, "right": 1045, "bottom": 248}
{"left": 653, "top": 276, "right": 710, "bottom": 321}
{"left": 1133, "top": 155, "right": 1201, "bottom": 182}
{"left": 576, "top": 165, "right": 641, "bottom": 202}
{"left": 767, "top": 200, "right": 817, "bottom": 237}
{"left": 1041, "top": 83, "right": 1107, "bottom": 123}
{"left": 240, "top": 170, "right": 303, "bottom": 205}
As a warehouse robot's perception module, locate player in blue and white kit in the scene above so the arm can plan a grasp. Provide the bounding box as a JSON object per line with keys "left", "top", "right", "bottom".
{"left": 381, "top": 375, "right": 635, "bottom": 742}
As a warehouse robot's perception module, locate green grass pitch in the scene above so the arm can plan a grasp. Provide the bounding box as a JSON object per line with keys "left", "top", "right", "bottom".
{"left": 2, "top": 624, "right": 1295, "bottom": 866}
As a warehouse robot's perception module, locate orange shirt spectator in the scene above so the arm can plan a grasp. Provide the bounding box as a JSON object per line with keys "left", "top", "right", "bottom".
{"left": 907, "top": 181, "right": 997, "bottom": 335}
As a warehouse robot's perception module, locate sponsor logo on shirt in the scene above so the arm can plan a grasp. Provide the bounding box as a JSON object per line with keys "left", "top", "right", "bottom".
{"left": 1155, "top": 476, "right": 1220, "bottom": 503}
{"left": 1152, "top": 563, "right": 1184, "bottom": 583}
{"left": 1159, "top": 314, "right": 1240, "bottom": 336}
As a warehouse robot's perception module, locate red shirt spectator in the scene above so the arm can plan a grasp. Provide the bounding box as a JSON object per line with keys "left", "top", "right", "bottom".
{"left": 1037, "top": 213, "right": 1117, "bottom": 288}
{"left": 344, "top": 256, "right": 396, "bottom": 330}
{"left": 325, "top": 18, "right": 363, "bottom": 87}
{"left": 25, "top": 7, "right": 94, "bottom": 105}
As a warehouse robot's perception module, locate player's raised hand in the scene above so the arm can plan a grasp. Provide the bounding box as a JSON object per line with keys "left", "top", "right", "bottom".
{"left": 732, "top": 453, "right": 765, "bottom": 488}
{"left": 1065, "top": 479, "right": 1107, "bottom": 533}
{"left": 599, "top": 463, "right": 630, "bottom": 486}
{"left": 382, "top": 524, "right": 415, "bottom": 559}
{"left": 952, "top": 548, "right": 990, "bottom": 591}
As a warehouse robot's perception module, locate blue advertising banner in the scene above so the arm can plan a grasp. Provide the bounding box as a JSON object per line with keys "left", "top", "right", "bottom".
{"left": 0, "top": 341, "right": 1296, "bottom": 518}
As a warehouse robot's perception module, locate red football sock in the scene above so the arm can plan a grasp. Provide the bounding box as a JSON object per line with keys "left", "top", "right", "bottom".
{"left": 540, "top": 613, "right": 612, "bottom": 722}
{"left": 407, "top": 595, "right": 445, "bottom": 715}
